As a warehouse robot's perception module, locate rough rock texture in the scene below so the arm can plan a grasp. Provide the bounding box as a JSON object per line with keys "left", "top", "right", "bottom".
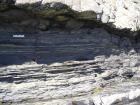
{"left": 0, "top": 0, "right": 140, "bottom": 105}
{"left": 0, "top": 29, "right": 140, "bottom": 105}
{"left": 0, "top": 0, "right": 140, "bottom": 33}
{"left": 10, "top": 0, "right": 140, "bottom": 31}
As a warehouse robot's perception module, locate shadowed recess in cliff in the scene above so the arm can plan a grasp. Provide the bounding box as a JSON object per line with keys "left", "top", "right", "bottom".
{"left": 0, "top": 28, "right": 139, "bottom": 66}
{"left": 0, "top": 2, "right": 140, "bottom": 65}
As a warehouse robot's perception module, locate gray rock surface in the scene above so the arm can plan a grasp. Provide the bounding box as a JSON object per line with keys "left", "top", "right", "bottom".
{"left": 0, "top": 1, "right": 140, "bottom": 105}
{"left": 0, "top": 28, "right": 140, "bottom": 105}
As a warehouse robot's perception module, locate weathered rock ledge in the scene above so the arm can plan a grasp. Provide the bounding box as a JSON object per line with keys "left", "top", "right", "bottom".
{"left": 9, "top": 0, "right": 140, "bottom": 31}
{"left": 0, "top": 61, "right": 140, "bottom": 105}
{"left": 0, "top": 0, "right": 140, "bottom": 38}
{"left": 0, "top": 0, "right": 140, "bottom": 105}
{"left": 0, "top": 28, "right": 140, "bottom": 105}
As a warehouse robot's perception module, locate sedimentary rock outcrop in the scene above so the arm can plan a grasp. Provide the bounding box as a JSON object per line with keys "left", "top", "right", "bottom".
{"left": 0, "top": 28, "right": 140, "bottom": 105}
{"left": 1, "top": 0, "right": 140, "bottom": 31}
{"left": 0, "top": 0, "right": 140, "bottom": 34}
{"left": 0, "top": 0, "right": 140, "bottom": 105}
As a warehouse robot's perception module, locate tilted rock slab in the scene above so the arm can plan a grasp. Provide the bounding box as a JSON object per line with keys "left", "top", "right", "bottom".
{"left": 0, "top": 61, "right": 140, "bottom": 105}
{"left": 14, "top": 0, "right": 140, "bottom": 31}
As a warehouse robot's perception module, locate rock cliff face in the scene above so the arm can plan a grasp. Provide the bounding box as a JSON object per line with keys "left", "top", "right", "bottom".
{"left": 0, "top": 0, "right": 140, "bottom": 34}
{"left": 0, "top": 0, "right": 140, "bottom": 105}
{"left": 0, "top": 29, "right": 140, "bottom": 105}
{"left": 4, "top": 0, "right": 140, "bottom": 31}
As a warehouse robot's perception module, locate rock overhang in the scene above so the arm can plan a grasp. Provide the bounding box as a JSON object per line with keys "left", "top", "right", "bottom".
{"left": 0, "top": 0, "right": 140, "bottom": 38}
{"left": 13, "top": 0, "right": 140, "bottom": 31}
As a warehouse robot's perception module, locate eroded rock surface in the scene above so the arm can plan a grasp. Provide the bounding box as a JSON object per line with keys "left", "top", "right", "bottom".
{"left": 0, "top": 0, "right": 140, "bottom": 105}
{"left": 1, "top": 0, "right": 140, "bottom": 31}
{"left": 0, "top": 0, "right": 140, "bottom": 35}
{"left": 0, "top": 29, "right": 140, "bottom": 105}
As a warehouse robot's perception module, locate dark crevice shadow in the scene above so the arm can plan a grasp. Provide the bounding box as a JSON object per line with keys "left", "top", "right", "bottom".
{"left": 0, "top": 29, "right": 139, "bottom": 67}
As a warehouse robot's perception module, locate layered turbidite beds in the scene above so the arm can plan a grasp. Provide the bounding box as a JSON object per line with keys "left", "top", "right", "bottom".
{"left": 1, "top": 0, "right": 140, "bottom": 105}
{"left": 0, "top": 29, "right": 140, "bottom": 105}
